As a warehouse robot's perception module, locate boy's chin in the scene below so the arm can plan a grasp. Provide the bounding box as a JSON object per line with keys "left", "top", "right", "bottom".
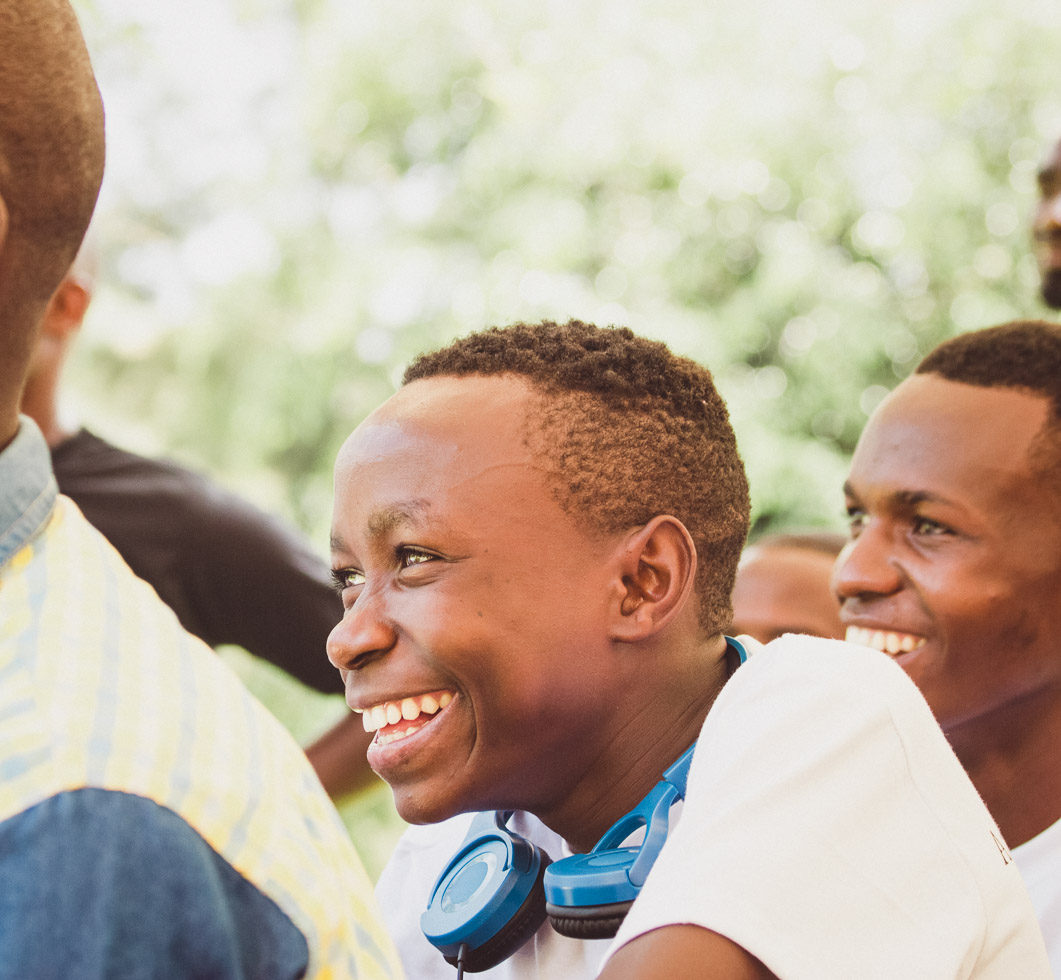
{"left": 390, "top": 783, "right": 471, "bottom": 826}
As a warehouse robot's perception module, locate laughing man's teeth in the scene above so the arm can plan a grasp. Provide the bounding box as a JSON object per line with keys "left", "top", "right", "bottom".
{"left": 845, "top": 626, "right": 926, "bottom": 657}
{"left": 358, "top": 690, "right": 455, "bottom": 733}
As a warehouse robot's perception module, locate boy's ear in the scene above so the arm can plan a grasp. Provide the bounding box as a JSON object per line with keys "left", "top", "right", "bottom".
{"left": 608, "top": 515, "right": 697, "bottom": 642}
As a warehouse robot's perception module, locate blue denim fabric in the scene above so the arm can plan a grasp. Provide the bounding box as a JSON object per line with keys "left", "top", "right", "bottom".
{"left": 0, "top": 417, "right": 57, "bottom": 571}
{"left": 0, "top": 788, "right": 310, "bottom": 979}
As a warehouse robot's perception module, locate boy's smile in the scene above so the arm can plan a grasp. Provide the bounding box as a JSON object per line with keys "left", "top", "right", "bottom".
{"left": 327, "top": 374, "right": 640, "bottom": 829}
{"left": 357, "top": 689, "right": 454, "bottom": 744}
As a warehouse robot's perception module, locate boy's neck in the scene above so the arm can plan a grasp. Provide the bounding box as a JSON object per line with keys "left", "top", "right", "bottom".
{"left": 538, "top": 634, "right": 730, "bottom": 853}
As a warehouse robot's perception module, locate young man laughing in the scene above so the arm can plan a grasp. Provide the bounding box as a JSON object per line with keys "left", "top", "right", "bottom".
{"left": 834, "top": 319, "right": 1061, "bottom": 973}
{"left": 329, "top": 320, "right": 1049, "bottom": 979}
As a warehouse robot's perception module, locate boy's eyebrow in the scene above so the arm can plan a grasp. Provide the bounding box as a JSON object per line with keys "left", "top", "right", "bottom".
{"left": 368, "top": 501, "right": 430, "bottom": 535}
{"left": 330, "top": 500, "right": 431, "bottom": 554}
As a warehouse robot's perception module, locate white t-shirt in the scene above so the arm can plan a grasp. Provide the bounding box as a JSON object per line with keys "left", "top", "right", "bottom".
{"left": 377, "top": 635, "right": 1050, "bottom": 979}
{"left": 1013, "top": 816, "right": 1061, "bottom": 976}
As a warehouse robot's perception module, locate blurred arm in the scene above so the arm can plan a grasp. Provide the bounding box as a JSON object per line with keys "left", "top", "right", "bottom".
{"left": 305, "top": 710, "right": 379, "bottom": 799}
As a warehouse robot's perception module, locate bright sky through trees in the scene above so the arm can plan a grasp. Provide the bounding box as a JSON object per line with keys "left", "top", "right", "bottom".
{"left": 71, "top": 0, "right": 1061, "bottom": 535}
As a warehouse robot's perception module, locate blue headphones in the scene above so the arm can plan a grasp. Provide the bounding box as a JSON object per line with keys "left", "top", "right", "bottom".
{"left": 420, "top": 636, "right": 749, "bottom": 973}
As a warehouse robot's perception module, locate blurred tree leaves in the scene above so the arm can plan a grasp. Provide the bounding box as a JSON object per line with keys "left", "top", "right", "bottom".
{"left": 71, "top": 0, "right": 1061, "bottom": 544}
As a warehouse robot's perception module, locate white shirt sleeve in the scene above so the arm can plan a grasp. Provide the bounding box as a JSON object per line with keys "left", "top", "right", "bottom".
{"left": 601, "top": 636, "right": 1051, "bottom": 980}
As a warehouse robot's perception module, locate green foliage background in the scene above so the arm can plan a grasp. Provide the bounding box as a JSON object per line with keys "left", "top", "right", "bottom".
{"left": 67, "top": 0, "right": 1061, "bottom": 873}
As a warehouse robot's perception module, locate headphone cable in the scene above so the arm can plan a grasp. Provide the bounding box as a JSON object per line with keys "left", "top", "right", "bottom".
{"left": 455, "top": 942, "right": 469, "bottom": 979}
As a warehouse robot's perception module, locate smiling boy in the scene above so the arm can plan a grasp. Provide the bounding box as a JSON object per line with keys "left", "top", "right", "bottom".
{"left": 834, "top": 319, "right": 1061, "bottom": 973}
{"left": 329, "top": 320, "right": 1049, "bottom": 979}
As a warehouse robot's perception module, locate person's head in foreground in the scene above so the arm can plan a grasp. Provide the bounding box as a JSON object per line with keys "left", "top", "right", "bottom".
{"left": 333, "top": 320, "right": 1050, "bottom": 980}
{"left": 834, "top": 319, "right": 1061, "bottom": 851}
{"left": 730, "top": 531, "right": 846, "bottom": 643}
{"left": 1035, "top": 137, "right": 1061, "bottom": 309}
{"left": 329, "top": 319, "right": 750, "bottom": 845}
{"left": 0, "top": 0, "right": 104, "bottom": 441}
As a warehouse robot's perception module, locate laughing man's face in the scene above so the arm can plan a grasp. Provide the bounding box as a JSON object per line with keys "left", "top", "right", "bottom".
{"left": 327, "top": 374, "right": 631, "bottom": 824}
{"left": 833, "top": 373, "right": 1061, "bottom": 744}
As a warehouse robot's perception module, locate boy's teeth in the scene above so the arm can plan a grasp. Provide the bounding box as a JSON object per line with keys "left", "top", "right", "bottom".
{"left": 845, "top": 626, "right": 926, "bottom": 657}
{"left": 361, "top": 691, "right": 456, "bottom": 733}
{"left": 377, "top": 725, "right": 423, "bottom": 746}
{"left": 362, "top": 704, "right": 388, "bottom": 732}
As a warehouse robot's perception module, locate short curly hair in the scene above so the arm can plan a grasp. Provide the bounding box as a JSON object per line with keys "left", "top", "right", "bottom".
{"left": 916, "top": 319, "right": 1061, "bottom": 484}
{"left": 403, "top": 320, "right": 751, "bottom": 635}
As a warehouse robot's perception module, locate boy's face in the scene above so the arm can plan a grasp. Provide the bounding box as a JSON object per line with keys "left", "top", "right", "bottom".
{"left": 327, "top": 374, "right": 629, "bottom": 824}
{"left": 833, "top": 374, "right": 1061, "bottom": 742}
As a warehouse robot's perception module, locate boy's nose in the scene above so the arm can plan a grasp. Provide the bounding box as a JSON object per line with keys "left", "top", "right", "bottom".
{"left": 327, "top": 592, "right": 397, "bottom": 672}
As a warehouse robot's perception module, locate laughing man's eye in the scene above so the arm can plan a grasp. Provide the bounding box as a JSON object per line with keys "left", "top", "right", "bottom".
{"left": 912, "top": 516, "right": 950, "bottom": 536}
{"left": 845, "top": 505, "right": 868, "bottom": 536}
{"left": 330, "top": 567, "right": 366, "bottom": 593}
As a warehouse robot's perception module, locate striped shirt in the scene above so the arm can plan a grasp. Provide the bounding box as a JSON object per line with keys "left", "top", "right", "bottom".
{"left": 0, "top": 418, "right": 402, "bottom": 979}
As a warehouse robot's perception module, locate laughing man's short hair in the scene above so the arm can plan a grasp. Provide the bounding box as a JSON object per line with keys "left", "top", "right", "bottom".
{"left": 915, "top": 319, "right": 1061, "bottom": 486}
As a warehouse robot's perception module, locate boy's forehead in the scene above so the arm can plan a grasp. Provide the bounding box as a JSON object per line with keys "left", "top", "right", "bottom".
{"left": 337, "top": 374, "right": 543, "bottom": 478}
{"left": 375, "top": 374, "right": 536, "bottom": 428}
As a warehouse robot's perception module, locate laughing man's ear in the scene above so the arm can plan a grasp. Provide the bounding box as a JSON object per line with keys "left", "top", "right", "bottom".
{"left": 609, "top": 515, "right": 697, "bottom": 642}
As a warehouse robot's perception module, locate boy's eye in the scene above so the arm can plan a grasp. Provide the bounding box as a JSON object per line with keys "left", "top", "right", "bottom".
{"left": 331, "top": 567, "right": 366, "bottom": 592}
{"left": 399, "top": 547, "right": 436, "bottom": 568}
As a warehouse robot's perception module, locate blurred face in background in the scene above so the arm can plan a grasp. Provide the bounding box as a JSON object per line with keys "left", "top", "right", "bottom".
{"left": 1034, "top": 138, "right": 1061, "bottom": 309}
{"left": 730, "top": 543, "right": 845, "bottom": 643}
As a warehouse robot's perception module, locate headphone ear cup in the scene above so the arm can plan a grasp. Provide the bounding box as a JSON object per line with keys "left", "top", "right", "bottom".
{"left": 546, "top": 900, "right": 632, "bottom": 940}
{"left": 443, "top": 852, "right": 552, "bottom": 973}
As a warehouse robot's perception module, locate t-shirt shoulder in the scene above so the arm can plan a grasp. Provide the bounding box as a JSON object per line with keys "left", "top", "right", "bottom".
{"left": 602, "top": 633, "right": 1050, "bottom": 979}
